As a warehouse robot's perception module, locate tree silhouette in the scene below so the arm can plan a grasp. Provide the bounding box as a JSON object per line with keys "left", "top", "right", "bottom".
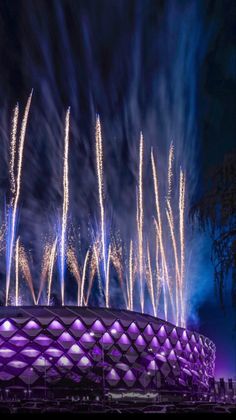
{"left": 191, "top": 152, "right": 236, "bottom": 308}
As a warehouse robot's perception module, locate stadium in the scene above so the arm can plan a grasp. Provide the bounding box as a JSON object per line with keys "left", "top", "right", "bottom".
{"left": 0, "top": 306, "right": 215, "bottom": 399}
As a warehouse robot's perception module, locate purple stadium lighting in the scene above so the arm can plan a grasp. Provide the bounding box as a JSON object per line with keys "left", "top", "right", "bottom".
{"left": 0, "top": 306, "right": 215, "bottom": 395}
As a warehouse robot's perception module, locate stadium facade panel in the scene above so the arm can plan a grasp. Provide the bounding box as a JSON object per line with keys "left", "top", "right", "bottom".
{"left": 0, "top": 306, "right": 215, "bottom": 393}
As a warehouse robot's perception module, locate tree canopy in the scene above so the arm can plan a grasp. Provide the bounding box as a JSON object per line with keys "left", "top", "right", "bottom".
{"left": 191, "top": 152, "right": 236, "bottom": 308}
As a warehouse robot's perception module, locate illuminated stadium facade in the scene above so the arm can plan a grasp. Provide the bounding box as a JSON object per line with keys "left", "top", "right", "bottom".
{"left": 0, "top": 306, "right": 215, "bottom": 398}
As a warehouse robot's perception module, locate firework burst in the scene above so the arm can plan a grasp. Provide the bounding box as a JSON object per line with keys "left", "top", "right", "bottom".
{"left": 2, "top": 103, "right": 187, "bottom": 326}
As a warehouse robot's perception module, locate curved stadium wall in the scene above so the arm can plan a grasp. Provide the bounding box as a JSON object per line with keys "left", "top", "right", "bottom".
{"left": 0, "top": 306, "right": 215, "bottom": 395}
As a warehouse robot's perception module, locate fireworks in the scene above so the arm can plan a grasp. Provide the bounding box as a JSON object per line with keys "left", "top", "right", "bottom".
{"left": 5, "top": 92, "right": 32, "bottom": 305}
{"left": 167, "top": 141, "right": 174, "bottom": 200}
{"left": 105, "top": 244, "right": 111, "bottom": 308}
{"left": 137, "top": 133, "right": 144, "bottom": 313}
{"left": 60, "top": 108, "right": 70, "bottom": 306}
{"left": 47, "top": 238, "right": 57, "bottom": 305}
{"left": 166, "top": 199, "right": 180, "bottom": 324}
{"left": 67, "top": 246, "right": 81, "bottom": 305}
{"left": 166, "top": 142, "right": 181, "bottom": 324}
{"left": 2, "top": 103, "right": 188, "bottom": 327}
{"left": 155, "top": 231, "right": 162, "bottom": 312}
{"left": 179, "top": 169, "right": 186, "bottom": 327}
{"left": 84, "top": 246, "right": 97, "bottom": 306}
{"left": 146, "top": 243, "right": 156, "bottom": 317}
{"left": 93, "top": 241, "right": 103, "bottom": 299}
{"left": 128, "top": 239, "right": 134, "bottom": 311}
{"left": 95, "top": 116, "right": 106, "bottom": 281}
{"left": 18, "top": 243, "right": 36, "bottom": 304}
{"left": 80, "top": 249, "right": 90, "bottom": 307}
{"left": 151, "top": 149, "right": 174, "bottom": 321}
{"left": 37, "top": 242, "right": 52, "bottom": 304}
{"left": 9, "top": 104, "right": 19, "bottom": 196}
{"left": 15, "top": 237, "right": 20, "bottom": 306}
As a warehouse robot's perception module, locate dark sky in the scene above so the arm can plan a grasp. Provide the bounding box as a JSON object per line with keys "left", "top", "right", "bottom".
{"left": 0, "top": 0, "right": 235, "bottom": 378}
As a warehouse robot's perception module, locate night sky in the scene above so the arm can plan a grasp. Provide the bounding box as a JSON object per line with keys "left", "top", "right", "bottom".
{"left": 0, "top": 0, "right": 235, "bottom": 379}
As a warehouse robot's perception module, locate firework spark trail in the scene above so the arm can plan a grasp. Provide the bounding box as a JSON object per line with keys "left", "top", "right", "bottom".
{"left": 15, "top": 237, "right": 20, "bottom": 306}
{"left": 0, "top": 222, "right": 6, "bottom": 253}
{"left": 179, "top": 169, "right": 186, "bottom": 327}
{"left": 166, "top": 143, "right": 183, "bottom": 325}
{"left": 166, "top": 142, "right": 181, "bottom": 324}
{"left": 105, "top": 244, "right": 111, "bottom": 308}
{"left": 166, "top": 200, "right": 181, "bottom": 325}
{"left": 18, "top": 244, "right": 36, "bottom": 304}
{"left": 6, "top": 92, "right": 32, "bottom": 305}
{"left": 93, "top": 242, "right": 103, "bottom": 300}
{"left": 154, "top": 219, "right": 168, "bottom": 321}
{"left": 151, "top": 149, "right": 175, "bottom": 320}
{"left": 150, "top": 150, "right": 161, "bottom": 230}
{"left": 67, "top": 246, "right": 81, "bottom": 305}
{"left": 136, "top": 188, "right": 140, "bottom": 232}
{"left": 10, "top": 104, "right": 19, "bottom": 196}
{"left": 60, "top": 108, "right": 70, "bottom": 306}
{"left": 85, "top": 247, "right": 98, "bottom": 305}
{"left": 95, "top": 116, "right": 106, "bottom": 281}
{"left": 126, "top": 273, "right": 130, "bottom": 310}
{"left": 155, "top": 232, "right": 162, "bottom": 312}
{"left": 110, "top": 242, "right": 127, "bottom": 305}
{"left": 67, "top": 247, "right": 81, "bottom": 284}
{"left": 146, "top": 243, "right": 157, "bottom": 317}
{"left": 125, "top": 254, "right": 131, "bottom": 311}
{"left": 129, "top": 240, "right": 133, "bottom": 311}
{"left": 167, "top": 142, "right": 174, "bottom": 200}
{"left": 110, "top": 246, "right": 121, "bottom": 285}
{"left": 47, "top": 238, "right": 57, "bottom": 305}
{"left": 37, "top": 243, "right": 51, "bottom": 304}
{"left": 80, "top": 249, "right": 90, "bottom": 306}
{"left": 135, "top": 187, "right": 140, "bottom": 310}
{"left": 137, "top": 133, "right": 144, "bottom": 313}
